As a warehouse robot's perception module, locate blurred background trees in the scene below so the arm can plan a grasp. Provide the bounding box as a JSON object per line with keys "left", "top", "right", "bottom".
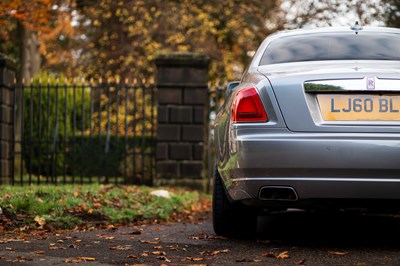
{"left": 1, "top": 0, "right": 400, "bottom": 83}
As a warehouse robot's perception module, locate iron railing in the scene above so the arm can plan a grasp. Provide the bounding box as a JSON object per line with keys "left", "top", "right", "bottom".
{"left": 12, "top": 81, "right": 156, "bottom": 185}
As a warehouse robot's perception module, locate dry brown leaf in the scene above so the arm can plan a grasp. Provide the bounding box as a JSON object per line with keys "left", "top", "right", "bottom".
{"left": 151, "top": 251, "right": 167, "bottom": 255}
{"left": 78, "top": 257, "right": 96, "bottom": 261}
{"left": 5, "top": 247, "right": 15, "bottom": 251}
{"left": 34, "top": 216, "right": 46, "bottom": 226}
{"left": 157, "top": 256, "right": 171, "bottom": 263}
{"left": 32, "top": 250, "right": 45, "bottom": 254}
{"left": 186, "top": 257, "right": 205, "bottom": 261}
{"left": 153, "top": 245, "right": 163, "bottom": 249}
{"left": 140, "top": 251, "right": 149, "bottom": 257}
{"left": 201, "top": 249, "right": 229, "bottom": 256}
{"left": 168, "top": 245, "right": 179, "bottom": 251}
{"left": 127, "top": 255, "right": 138, "bottom": 259}
{"left": 110, "top": 245, "right": 132, "bottom": 251}
{"left": 15, "top": 256, "right": 33, "bottom": 262}
{"left": 130, "top": 229, "right": 142, "bottom": 235}
{"left": 296, "top": 258, "right": 306, "bottom": 265}
{"left": 64, "top": 258, "right": 81, "bottom": 263}
{"left": 328, "top": 251, "right": 349, "bottom": 255}
{"left": 277, "top": 251, "right": 289, "bottom": 259}
{"left": 261, "top": 252, "right": 276, "bottom": 258}
{"left": 139, "top": 239, "right": 160, "bottom": 245}
{"left": 93, "top": 202, "right": 102, "bottom": 208}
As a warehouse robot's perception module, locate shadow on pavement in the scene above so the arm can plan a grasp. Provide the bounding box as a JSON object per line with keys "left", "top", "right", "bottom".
{"left": 256, "top": 210, "right": 400, "bottom": 247}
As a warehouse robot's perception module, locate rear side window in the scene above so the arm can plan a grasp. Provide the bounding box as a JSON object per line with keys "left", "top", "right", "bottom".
{"left": 260, "top": 32, "right": 400, "bottom": 65}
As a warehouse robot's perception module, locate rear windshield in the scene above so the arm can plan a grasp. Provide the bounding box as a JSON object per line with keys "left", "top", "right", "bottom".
{"left": 259, "top": 32, "right": 400, "bottom": 65}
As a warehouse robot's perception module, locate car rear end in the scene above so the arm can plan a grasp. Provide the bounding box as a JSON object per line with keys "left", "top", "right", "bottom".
{"left": 215, "top": 27, "right": 400, "bottom": 212}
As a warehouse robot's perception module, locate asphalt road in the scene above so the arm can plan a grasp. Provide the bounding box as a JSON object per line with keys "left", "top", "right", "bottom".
{"left": 1, "top": 211, "right": 400, "bottom": 265}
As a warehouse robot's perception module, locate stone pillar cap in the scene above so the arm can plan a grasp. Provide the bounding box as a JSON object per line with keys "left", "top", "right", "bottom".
{"left": 155, "top": 52, "right": 210, "bottom": 67}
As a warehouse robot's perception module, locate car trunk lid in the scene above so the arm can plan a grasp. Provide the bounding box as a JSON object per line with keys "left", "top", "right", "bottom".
{"left": 258, "top": 61, "right": 400, "bottom": 133}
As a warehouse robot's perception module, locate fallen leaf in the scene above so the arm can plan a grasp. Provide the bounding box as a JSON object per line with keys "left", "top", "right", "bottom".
{"left": 127, "top": 255, "right": 138, "bottom": 259}
{"left": 64, "top": 258, "right": 81, "bottom": 263}
{"left": 15, "top": 256, "right": 33, "bottom": 262}
{"left": 186, "top": 257, "right": 205, "bottom": 261}
{"left": 93, "top": 203, "right": 102, "bottom": 208}
{"left": 34, "top": 216, "right": 46, "bottom": 226}
{"left": 157, "top": 256, "right": 171, "bottom": 263}
{"left": 32, "top": 250, "right": 45, "bottom": 254}
{"left": 277, "top": 251, "right": 289, "bottom": 259}
{"left": 107, "top": 224, "right": 117, "bottom": 230}
{"left": 153, "top": 245, "right": 163, "bottom": 249}
{"left": 296, "top": 258, "right": 306, "bottom": 265}
{"left": 139, "top": 239, "right": 160, "bottom": 245}
{"left": 130, "top": 229, "right": 142, "bottom": 235}
{"left": 200, "top": 249, "right": 229, "bottom": 256}
{"left": 75, "top": 240, "right": 82, "bottom": 243}
{"left": 5, "top": 247, "right": 15, "bottom": 251}
{"left": 167, "top": 245, "right": 179, "bottom": 251}
{"left": 110, "top": 245, "right": 132, "bottom": 251}
{"left": 151, "top": 251, "right": 167, "bottom": 255}
{"left": 328, "top": 251, "right": 349, "bottom": 255}
{"left": 78, "top": 257, "right": 96, "bottom": 261}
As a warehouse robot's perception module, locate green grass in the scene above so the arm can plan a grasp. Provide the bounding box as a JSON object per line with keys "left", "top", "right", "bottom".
{"left": 0, "top": 185, "right": 210, "bottom": 230}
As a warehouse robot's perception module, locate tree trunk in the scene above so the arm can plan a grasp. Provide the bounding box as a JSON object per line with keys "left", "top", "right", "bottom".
{"left": 14, "top": 22, "right": 41, "bottom": 177}
{"left": 19, "top": 24, "right": 41, "bottom": 83}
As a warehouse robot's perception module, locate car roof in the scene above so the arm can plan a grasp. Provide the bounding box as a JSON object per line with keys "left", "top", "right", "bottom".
{"left": 248, "top": 26, "right": 400, "bottom": 70}
{"left": 266, "top": 26, "right": 400, "bottom": 41}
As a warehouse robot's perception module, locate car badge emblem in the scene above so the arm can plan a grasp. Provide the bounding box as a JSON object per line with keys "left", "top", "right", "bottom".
{"left": 366, "top": 76, "right": 375, "bottom": 90}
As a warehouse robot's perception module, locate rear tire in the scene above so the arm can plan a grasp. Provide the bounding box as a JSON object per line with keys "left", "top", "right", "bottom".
{"left": 212, "top": 165, "right": 258, "bottom": 237}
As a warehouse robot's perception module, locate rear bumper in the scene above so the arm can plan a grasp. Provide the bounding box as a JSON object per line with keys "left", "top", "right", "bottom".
{"left": 230, "top": 177, "right": 400, "bottom": 201}
{"left": 219, "top": 128, "right": 400, "bottom": 202}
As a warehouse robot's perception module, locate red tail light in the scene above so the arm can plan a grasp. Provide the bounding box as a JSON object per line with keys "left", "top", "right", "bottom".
{"left": 232, "top": 87, "right": 268, "bottom": 122}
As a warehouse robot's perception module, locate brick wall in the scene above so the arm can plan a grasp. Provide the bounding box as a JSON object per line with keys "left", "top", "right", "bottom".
{"left": 155, "top": 53, "right": 209, "bottom": 189}
{"left": 0, "top": 57, "right": 15, "bottom": 184}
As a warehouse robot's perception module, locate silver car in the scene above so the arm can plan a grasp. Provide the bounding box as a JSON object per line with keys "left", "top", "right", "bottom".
{"left": 213, "top": 24, "right": 400, "bottom": 236}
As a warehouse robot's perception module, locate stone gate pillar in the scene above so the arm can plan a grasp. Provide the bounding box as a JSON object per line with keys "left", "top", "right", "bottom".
{"left": 155, "top": 53, "right": 210, "bottom": 189}
{"left": 0, "top": 56, "right": 15, "bottom": 184}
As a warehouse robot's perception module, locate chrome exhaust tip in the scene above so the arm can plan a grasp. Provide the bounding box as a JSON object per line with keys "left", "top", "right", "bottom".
{"left": 259, "top": 186, "right": 299, "bottom": 201}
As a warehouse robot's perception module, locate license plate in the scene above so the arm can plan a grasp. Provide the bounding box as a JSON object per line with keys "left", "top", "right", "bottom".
{"left": 317, "top": 94, "right": 400, "bottom": 121}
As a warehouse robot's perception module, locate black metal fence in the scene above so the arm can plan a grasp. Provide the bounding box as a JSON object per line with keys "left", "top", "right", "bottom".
{"left": 12, "top": 81, "right": 156, "bottom": 185}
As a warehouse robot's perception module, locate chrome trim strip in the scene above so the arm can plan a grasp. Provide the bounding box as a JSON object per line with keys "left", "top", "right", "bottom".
{"left": 233, "top": 177, "right": 400, "bottom": 183}
{"left": 304, "top": 77, "right": 400, "bottom": 92}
